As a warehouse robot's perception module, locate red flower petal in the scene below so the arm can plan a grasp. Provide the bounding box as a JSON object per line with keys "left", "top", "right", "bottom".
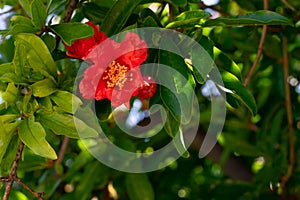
{"left": 134, "top": 76, "right": 157, "bottom": 99}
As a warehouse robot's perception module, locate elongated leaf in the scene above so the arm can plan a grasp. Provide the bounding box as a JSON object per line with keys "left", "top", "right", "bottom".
{"left": 39, "top": 112, "right": 98, "bottom": 139}
{"left": 18, "top": 117, "right": 57, "bottom": 160}
{"left": 31, "top": 0, "right": 47, "bottom": 28}
{"left": 166, "top": 10, "right": 211, "bottom": 29}
{"left": 166, "top": 0, "right": 187, "bottom": 7}
{"left": 50, "top": 91, "right": 82, "bottom": 114}
{"left": 31, "top": 78, "right": 57, "bottom": 97}
{"left": 18, "top": 0, "right": 32, "bottom": 17}
{"left": 126, "top": 173, "right": 155, "bottom": 200}
{"left": 0, "top": 120, "right": 20, "bottom": 165}
{"left": 101, "top": 0, "right": 141, "bottom": 36}
{"left": 204, "top": 10, "right": 293, "bottom": 27}
{"left": 14, "top": 33, "right": 57, "bottom": 78}
{"left": 221, "top": 71, "right": 257, "bottom": 116}
{"left": 50, "top": 23, "right": 94, "bottom": 46}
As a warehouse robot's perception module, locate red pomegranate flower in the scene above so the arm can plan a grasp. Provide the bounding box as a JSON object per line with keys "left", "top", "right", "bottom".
{"left": 79, "top": 31, "right": 155, "bottom": 107}
{"left": 64, "top": 21, "right": 107, "bottom": 59}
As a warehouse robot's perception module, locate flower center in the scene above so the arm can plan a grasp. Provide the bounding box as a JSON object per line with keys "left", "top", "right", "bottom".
{"left": 102, "top": 61, "right": 130, "bottom": 89}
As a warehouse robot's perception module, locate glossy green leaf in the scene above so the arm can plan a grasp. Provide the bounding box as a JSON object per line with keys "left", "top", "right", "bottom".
{"left": 81, "top": 2, "right": 109, "bottom": 24}
{"left": 39, "top": 112, "right": 98, "bottom": 139}
{"left": 221, "top": 72, "right": 257, "bottom": 116}
{"left": 50, "top": 91, "right": 82, "bottom": 114}
{"left": 140, "top": 8, "right": 163, "bottom": 27}
{"left": 160, "top": 86, "right": 181, "bottom": 122}
{"left": 166, "top": 10, "right": 211, "bottom": 29}
{"left": 126, "top": 173, "right": 155, "bottom": 200}
{"left": 101, "top": 0, "right": 141, "bottom": 36}
{"left": 204, "top": 10, "right": 293, "bottom": 27}
{"left": 50, "top": 23, "right": 94, "bottom": 46}
{"left": 18, "top": 117, "right": 57, "bottom": 160}
{"left": 0, "top": 134, "right": 19, "bottom": 175}
{"left": 14, "top": 33, "right": 57, "bottom": 78}
{"left": 38, "top": 96, "right": 52, "bottom": 112}
{"left": 31, "top": 0, "right": 47, "bottom": 28}
{"left": 0, "top": 63, "right": 23, "bottom": 83}
{"left": 31, "top": 78, "right": 57, "bottom": 97}
{"left": 214, "top": 47, "right": 242, "bottom": 80}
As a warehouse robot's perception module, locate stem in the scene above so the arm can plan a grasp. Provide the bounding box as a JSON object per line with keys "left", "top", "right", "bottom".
{"left": 244, "top": 0, "right": 269, "bottom": 86}
{"left": 15, "top": 178, "right": 44, "bottom": 199}
{"left": 280, "top": 36, "right": 295, "bottom": 190}
{"left": 56, "top": 136, "right": 70, "bottom": 164}
{"left": 3, "top": 142, "right": 24, "bottom": 200}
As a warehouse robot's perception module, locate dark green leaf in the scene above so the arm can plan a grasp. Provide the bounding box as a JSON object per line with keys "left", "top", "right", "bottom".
{"left": 221, "top": 71, "right": 257, "bottom": 116}
{"left": 81, "top": 2, "right": 109, "bottom": 24}
{"left": 31, "top": 0, "right": 47, "bottom": 28}
{"left": 204, "top": 10, "right": 293, "bottom": 27}
{"left": 41, "top": 33, "right": 56, "bottom": 52}
{"left": 31, "top": 78, "right": 57, "bottom": 97}
{"left": 18, "top": 0, "right": 32, "bottom": 17}
{"left": 50, "top": 23, "right": 94, "bottom": 46}
{"left": 18, "top": 117, "right": 57, "bottom": 160}
{"left": 166, "top": 0, "right": 187, "bottom": 7}
{"left": 126, "top": 173, "right": 155, "bottom": 200}
{"left": 101, "top": 0, "right": 141, "bottom": 36}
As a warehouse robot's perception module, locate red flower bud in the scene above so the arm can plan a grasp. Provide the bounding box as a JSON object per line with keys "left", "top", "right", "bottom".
{"left": 64, "top": 21, "right": 107, "bottom": 59}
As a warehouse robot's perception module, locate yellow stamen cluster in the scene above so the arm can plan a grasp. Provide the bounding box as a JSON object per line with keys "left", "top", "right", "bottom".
{"left": 102, "top": 61, "right": 129, "bottom": 89}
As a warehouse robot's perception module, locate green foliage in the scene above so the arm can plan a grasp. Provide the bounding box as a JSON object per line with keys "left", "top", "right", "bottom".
{"left": 0, "top": 0, "right": 299, "bottom": 199}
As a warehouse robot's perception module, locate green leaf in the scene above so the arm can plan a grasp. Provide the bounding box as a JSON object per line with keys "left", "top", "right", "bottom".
{"left": 81, "top": 2, "right": 109, "bottom": 24}
{"left": 0, "top": 134, "right": 19, "bottom": 175}
{"left": 50, "top": 23, "right": 94, "bottom": 46}
{"left": 39, "top": 112, "right": 98, "bottom": 139}
{"left": 166, "top": 10, "right": 211, "bottom": 29}
{"left": 3, "top": 83, "right": 20, "bottom": 107}
{"left": 14, "top": 33, "right": 57, "bottom": 78}
{"left": 31, "top": 78, "right": 57, "bottom": 97}
{"left": 41, "top": 33, "right": 56, "bottom": 52}
{"left": 204, "top": 10, "right": 293, "bottom": 27}
{"left": 126, "top": 173, "right": 155, "bottom": 200}
{"left": 31, "top": 0, "right": 47, "bottom": 28}
{"left": 101, "top": 0, "right": 142, "bottom": 36}
{"left": 140, "top": 8, "right": 162, "bottom": 27}
{"left": 18, "top": 117, "right": 57, "bottom": 160}
{"left": 50, "top": 91, "right": 82, "bottom": 114}
{"left": 18, "top": 0, "right": 32, "bottom": 17}
{"left": 160, "top": 86, "right": 181, "bottom": 122}
{"left": 0, "top": 63, "right": 26, "bottom": 83}
{"left": 214, "top": 48, "right": 242, "bottom": 80}
{"left": 221, "top": 71, "right": 257, "bottom": 116}
{"left": 0, "top": 120, "right": 20, "bottom": 165}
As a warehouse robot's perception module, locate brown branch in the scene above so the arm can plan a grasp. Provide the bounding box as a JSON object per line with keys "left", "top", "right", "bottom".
{"left": 63, "top": 0, "right": 79, "bottom": 23}
{"left": 1, "top": 142, "right": 45, "bottom": 200}
{"left": 56, "top": 136, "right": 70, "bottom": 164}
{"left": 280, "top": 36, "right": 295, "bottom": 190}
{"left": 3, "top": 142, "right": 24, "bottom": 200}
{"left": 244, "top": 0, "right": 269, "bottom": 86}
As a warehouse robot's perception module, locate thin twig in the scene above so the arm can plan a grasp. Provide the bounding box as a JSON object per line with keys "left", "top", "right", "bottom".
{"left": 280, "top": 36, "right": 295, "bottom": 190}
{"left": 244, "top": 0, "right": 269, "bottom": 86}
{"left": 56, "top": 136, "right": 70, "bottom": 164}
{"left": 3, "top": 142, "right": 24, "bottom": 200}
{"left": 0, "top": 8, "right": 14, "bottom": 16}
{"left": 281, "top": 0, "right": 296, "bottom": 11}
{"left": 15, "top": 178, "right": 44, "bottom": 200}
